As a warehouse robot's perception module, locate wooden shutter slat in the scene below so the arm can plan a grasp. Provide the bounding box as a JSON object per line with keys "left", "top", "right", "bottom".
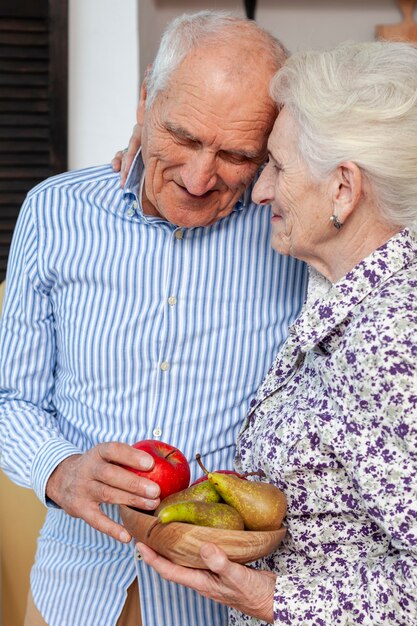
{"left": 0, "top": 167, "right": 52, "bottom": 179}
{"left": 0, "top": 179, "right": 49, "bottom": 192}
{"left": 0, "top": 204, "right": 26, "bottom": 216}
{"left": 0, "top": 45, "right": 49, "bottom": 59}
{"left": 0, "top": 153, "right": 50, "bottom": 165}
{"left": 0, "top": 32, "right": 49, "bottom": 46}
{"left": 1, "top": 127, "right": 50, "bottom": 139}
{"left": 0, "top": 73, "right": 48, "bottom": 86}
{"left": 0, "top": 59, "right": 48, "bottom": 73}
{"left": 0, "top": 113, "right": 50, "bottom": 126}
{"left": 0, "top": 139, "right": 50, "bottom": 151}
{"left": 0, "top": 85, "right": 48, "bottom": 99}
{"left": 0, "top": 18, "right": 47, "bottom": 32}
{"left": 0, "top": 193, "right": 27, "bottom": 204}
{"left": 0, "top": 0, "right": 67, "bottom": 282}
{"left": 0, "top": 100, "right": 49, "bottom": 113}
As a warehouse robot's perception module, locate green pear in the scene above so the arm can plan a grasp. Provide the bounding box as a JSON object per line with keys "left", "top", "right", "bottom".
{"left": 207, "top": 474, "right": 287, "bottom": 531}
{"left": 154, "top": 480, "right": 221, "bottom": 515}
{"left": 196, "top": 454, "right": 287, "bottom": 531}
{"left": 156, "top": 501, "right": 245, "bottom": 530}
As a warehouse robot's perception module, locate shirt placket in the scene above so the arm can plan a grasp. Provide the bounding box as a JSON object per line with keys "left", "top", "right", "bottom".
{"left": 146, "top": 226, "right": 186, "bottom": 442}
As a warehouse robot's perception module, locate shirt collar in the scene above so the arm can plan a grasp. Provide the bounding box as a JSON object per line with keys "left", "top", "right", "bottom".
{"left": 122, "top": 149, "right": 144, "bottom": 209}
{"left": 292, "top": 228, "right": 417, "bottom": 352}
{"left": 122, "top": 148, "right": 254, "bottom": 219}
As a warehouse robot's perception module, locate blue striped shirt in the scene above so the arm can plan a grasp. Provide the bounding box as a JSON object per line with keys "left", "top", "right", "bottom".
{"left": 0, "top": 153, "right": 307, "bottom": 626}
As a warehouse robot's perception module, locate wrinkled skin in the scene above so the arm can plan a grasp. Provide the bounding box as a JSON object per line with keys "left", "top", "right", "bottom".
{"left": 114, "top": 43, "right": 277, "bottom": 229}
{"left": 46, "top": 443, "right": 161, "bottom": 543}
{"left": 252, "top": 107, "right": 399, "bottom": 282}
{"left": 137, "top": 541, "right": 276, "bottom": 622}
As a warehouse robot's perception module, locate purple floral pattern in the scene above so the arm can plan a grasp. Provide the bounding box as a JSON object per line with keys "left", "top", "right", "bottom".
{"left": 231, "top": 229, "right": 417, "bottom": 626}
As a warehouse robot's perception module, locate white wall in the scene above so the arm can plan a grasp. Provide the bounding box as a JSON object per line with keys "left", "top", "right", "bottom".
{"left": 68, "top": 0, "right": 139, "bottom": 170}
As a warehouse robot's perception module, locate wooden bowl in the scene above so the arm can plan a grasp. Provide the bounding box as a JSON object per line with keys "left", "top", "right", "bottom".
{"left": 119, "top": 505, "right": 286, "bottom": 569}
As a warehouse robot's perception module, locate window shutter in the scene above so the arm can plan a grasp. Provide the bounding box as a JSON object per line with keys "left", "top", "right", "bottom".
{"left": 0, "top": 0, "right": 67, "bottom": 281}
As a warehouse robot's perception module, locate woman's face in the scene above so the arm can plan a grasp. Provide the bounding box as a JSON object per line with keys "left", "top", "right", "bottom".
{"left": 252, "top": 108, "right": 333, "bottom": 264}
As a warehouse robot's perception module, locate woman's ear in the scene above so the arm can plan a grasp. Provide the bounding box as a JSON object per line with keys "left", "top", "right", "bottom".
{"left": 136, "top": 65, "right": 151, "bottom": 125}
{"left": 332, "top": 161, "right": 363, "bottom": 223}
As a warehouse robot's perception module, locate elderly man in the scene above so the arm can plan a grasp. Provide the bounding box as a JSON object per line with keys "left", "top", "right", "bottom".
{"left": 0, "top": 11, "right": 307, "bottom": 626}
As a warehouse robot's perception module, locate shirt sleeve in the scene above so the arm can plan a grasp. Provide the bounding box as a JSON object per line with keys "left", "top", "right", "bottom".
{"left": 0, "top": 196, "right": 82, "bottom": 505}
{"left": 272, "top": 310, "right": 417, "bottom": 625}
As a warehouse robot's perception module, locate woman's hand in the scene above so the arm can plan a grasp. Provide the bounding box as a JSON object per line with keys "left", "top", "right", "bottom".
{"left": 111, "top": 123, "right": 142, "bottom": 186}
{"left": 137, "top": 541, "right": 276, "bottom": 622}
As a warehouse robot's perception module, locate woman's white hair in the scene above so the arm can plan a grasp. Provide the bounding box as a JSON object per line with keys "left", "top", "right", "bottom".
{"left": 145, "top": 10, "right": 288, "bottom": 109}
{"left": 271, "top": 41, "right": 417, "bottom": 229}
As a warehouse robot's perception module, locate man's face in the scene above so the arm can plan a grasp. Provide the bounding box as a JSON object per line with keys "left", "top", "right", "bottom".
{"left": 139, "top": 47, "right": 277, "bottom": 228}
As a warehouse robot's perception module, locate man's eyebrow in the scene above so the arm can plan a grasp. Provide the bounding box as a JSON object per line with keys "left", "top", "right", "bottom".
{"left": 164, "top": 121, "right": 263, "bottom": 161}
{"left": 164, "top": 122, "right": 200, "bottom": 143}
{"left": 226, "top": 147, "right": 264, "bottom": 160}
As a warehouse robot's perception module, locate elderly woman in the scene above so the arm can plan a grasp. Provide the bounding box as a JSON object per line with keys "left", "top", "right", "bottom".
{"left": 137, "top": 41, "right": 417, "bottom": 625}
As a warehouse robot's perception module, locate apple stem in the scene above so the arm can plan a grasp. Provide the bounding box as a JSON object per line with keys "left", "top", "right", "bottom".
{"left": 165, "top": 450, "right": 177, "bottom": 460}
{"left": 195, "top": 453, "right": 209, "bottom": 475}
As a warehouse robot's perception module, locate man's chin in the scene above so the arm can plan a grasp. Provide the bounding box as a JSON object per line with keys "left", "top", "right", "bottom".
{"left": 165, "top": 206, "right": 233, "bottom": 229}
{"left": 171, "top": 215, "right": 217, "bottom": 228}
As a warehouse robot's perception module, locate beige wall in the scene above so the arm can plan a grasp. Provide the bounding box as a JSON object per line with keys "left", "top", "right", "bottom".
{"left": 0, "top": 283, "right": 46, "bottom": 626}
{"left": 139, "top": 0, "right": 407, "bottom": 78}
{"left": 0, "top": 286, "right": 43, "bottom": 625}
{"left": 0, "top": 475, "right": 45, "bottom": 626}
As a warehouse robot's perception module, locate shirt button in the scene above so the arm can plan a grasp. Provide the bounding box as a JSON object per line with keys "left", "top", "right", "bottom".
{"left": 167, "top": 296, "right": 177, "bottom": 306}
{"left": 126, "top": 208, "right": 135, "bottom": 217}
{"left": 174, "top": 229, "right": 184, "bottom": 240}
{"left": 160, "top": 361, "right": 170, "bottom": 371}
{"left": 132, "top": 201, "right": 138, "bottom": 209}
{"left": 153, "top": 427, "right": 162, "bottom": 437}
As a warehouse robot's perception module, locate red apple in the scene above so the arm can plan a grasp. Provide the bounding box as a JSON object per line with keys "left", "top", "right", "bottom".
{"left": 125, "top": 440, "right": 190, "bottom": 500}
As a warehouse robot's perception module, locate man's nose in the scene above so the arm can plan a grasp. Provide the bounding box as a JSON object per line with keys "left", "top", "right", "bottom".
{"left": 180, "top": 153, "right": 218, "bottom": 196}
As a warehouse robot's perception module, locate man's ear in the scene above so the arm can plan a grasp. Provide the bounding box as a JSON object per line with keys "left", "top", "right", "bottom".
{"left": 331, "top": 161, "right": 363, "bottom": 223}
{"left": 136, "top": 65, "right": 152, "bottom": 125}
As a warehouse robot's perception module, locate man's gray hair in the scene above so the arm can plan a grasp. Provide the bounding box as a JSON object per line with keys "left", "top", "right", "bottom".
{"left": 145, "top": 10, "right": 288, "bottom": 109}
{"left": 271, "top": 40, "right": 417, "bottom": 229}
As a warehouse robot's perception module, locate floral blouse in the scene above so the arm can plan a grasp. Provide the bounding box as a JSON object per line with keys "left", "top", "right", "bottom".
{"left": 232, "top": 229, "right": 417, "bottom": 626}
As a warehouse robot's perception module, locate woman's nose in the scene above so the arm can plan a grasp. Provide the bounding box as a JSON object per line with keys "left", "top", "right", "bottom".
{"left": 252, "top": 164, "right": 274, "bottom": 205}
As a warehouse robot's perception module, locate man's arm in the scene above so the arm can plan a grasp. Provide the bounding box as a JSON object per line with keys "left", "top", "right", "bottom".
{"left": 0, "top": 195, "right": 160, "bottom": 543}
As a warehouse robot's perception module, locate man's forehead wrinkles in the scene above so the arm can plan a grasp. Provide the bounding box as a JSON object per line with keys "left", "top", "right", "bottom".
{"left": 166, "top": 124, "right": 261, "bottom": 160}
{"left": 163, "top": 115, "right": 266, "bottom": 160}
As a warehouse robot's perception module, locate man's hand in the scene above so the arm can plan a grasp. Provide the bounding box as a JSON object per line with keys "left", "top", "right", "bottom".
{"left": 111, "top": 123, "right": 142, "bottom": 187}
{"left": 46, "top": 442, "right": 160, "bottom": 543}
{"left": 136, "top": 541, "right": 276, "bottom": 622}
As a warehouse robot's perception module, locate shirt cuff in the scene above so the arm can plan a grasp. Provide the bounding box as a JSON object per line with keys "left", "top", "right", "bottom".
{"left": 31, "top": 437, "right": 82, "bottom": 507}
